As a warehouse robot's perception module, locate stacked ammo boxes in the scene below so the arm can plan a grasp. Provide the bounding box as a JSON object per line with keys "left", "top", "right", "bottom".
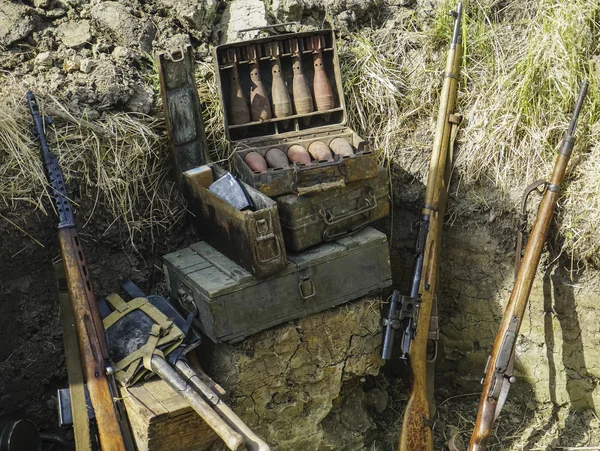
{"left": 159, "top": 30, "right": 391, "bottom": 344}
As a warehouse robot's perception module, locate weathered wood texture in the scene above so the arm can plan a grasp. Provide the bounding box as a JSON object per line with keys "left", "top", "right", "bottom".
{"left": 122, "top": 378, "right": 218, "bottom": 451}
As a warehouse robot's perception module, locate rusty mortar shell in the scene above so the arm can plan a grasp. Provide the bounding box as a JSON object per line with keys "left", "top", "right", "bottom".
{"left": 228, "top": 50, "right": 250, "bottom": 126}
{"left": 248, "top": 45, "right": 272, "bottom": 122}
{"left": 307, "top": 140, "right": 333, "bottom": 162}
{"left": 311, "top": 35, "right": 334, "bottom": 119}
{"left": 265, "top": 148, "right": 289, "bottom": 168}
{"left": 270, "top": 44, "right": 293, "bottom": 121}
{"left": 287, "top": 144, "right": 312, "bottom": 166}
{"left": 291, "top": 39, "right": 314, "bottom": 126}
{"left": 329, "top": 138, "right": 355, "bottom": 157}
{"left": 244, "top": 151, "right": 268, "bottom": 173}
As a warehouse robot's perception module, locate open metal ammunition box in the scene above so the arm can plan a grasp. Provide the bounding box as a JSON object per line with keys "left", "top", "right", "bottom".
{"left": 214, "top": 30, "right": 380, "bottom": 197}
{"left": 163, "top": 226, "right": 392, "bottom": 343}
{"left": 158, "top": 46, "right": 287, "bottom": 278}
{"left": 183, "top": 164, "right": 287, "bottom": 278}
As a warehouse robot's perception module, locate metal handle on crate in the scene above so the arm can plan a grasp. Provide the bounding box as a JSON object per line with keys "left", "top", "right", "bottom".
{"left": 319, "top": 190, "right": 377, "bottom": 226}
{"left": 298, "top": 275, "right": 316, "bottom": 300}
{"left": 166, "top": 46, "right": 186, "bottom": 62}
{"left": 253, "top": 232, "right": 283, "bottom": 263}
{"left": 237, "top": 22, "right": 300, "bottom": 38}
{"left": 177, "top": 286, "right": 198, "bottom": 317}
{"left": 321, "top": 190, "right": 378, "bottom": 241}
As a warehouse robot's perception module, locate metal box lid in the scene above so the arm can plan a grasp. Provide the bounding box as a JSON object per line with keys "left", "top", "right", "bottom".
{"left": 163, "top": 226, "right": 388, "bottom": 299}
{"left": 214, "top": 29, "right": 347, "bottom": 143}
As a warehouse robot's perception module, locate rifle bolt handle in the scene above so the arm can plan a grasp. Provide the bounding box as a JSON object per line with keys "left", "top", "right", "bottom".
{"left": 106, "top": 366, "right": 115, "bottom": 376}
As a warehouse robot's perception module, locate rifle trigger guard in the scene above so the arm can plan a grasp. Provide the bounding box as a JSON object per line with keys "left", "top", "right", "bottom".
{"left": 426, "top": 340, "right": 438, "bottom": 363}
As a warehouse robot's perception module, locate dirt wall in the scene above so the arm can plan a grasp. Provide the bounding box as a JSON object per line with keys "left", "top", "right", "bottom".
{"left": 1, "top": 0, "right": 599, "bottom": 449}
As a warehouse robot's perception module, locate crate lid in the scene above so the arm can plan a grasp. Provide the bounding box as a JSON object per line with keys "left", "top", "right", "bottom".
{"left": 163, "top": 227, "right": 388, "bottom": 299}
{"left": 214, "top": 29, "right": 347, "bottom": 143}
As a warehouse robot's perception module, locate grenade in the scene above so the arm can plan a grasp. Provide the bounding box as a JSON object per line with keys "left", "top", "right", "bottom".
{"left": 287, "top": 144, "right": 312, "bottom": 165}
{"left": 307, "top": 141, "right": 333, "bottom": 162}
{"left": 228, "top": 49, "right": 250, "bottom": 126}
{"left": 329, "top": 138, "right": 354, "bottom": 157}
{"left": 248, "top": 45, "right": 272, "bottom": 122}
{"left": 270, "top": 42, "right": 293, "bottom": 126}
{"left": 311, "top": 35, "right": 334, "bottom": 116}
{"left": 244, "top": 152, "right": 268, "bottom": 173}
{"left": 265, "top": 148, "right": 289, "bottom": 168}
{"left": 291, "top": 39, "right": 314, "bottom": 124}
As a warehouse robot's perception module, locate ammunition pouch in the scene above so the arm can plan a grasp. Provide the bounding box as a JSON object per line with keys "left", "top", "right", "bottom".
{"left": 103, "top": 294, "right": 185, "bottom": 387}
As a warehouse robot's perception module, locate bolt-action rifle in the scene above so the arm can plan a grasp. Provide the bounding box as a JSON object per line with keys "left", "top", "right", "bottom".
{"left": 465, "top": 82, "right": 588, "bottom": 450}
{"left": 380, "top": 3, "right": 463, "bottom": 450}
{"left": 27, "top": 91, "right": 135, "bottom": 451}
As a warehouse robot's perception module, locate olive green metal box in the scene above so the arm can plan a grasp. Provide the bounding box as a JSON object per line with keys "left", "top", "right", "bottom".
{"left": 162, "top": 227, "right": 392, "bottom": 343}
{"left": 277, "top": 165, "right": 389, "bottom": 252}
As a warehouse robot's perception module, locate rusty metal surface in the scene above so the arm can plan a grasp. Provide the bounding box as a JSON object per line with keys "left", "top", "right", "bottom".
{"left": 233, "top": 127, "right": 378, "bottom": 197}
{"left": 184, "top": 164, "right": 287, "bottom": 279}
{"left": 214, "top": 29, "right": 381, "bottom": 197}
{"left": 215, "top": 30, "right": 345, "bottom": 141}
{"left": 158, "top": 45, "right": 210, "bottom": 185}
{"left": 275, "top": 165, "right": 390, "bottom": 252}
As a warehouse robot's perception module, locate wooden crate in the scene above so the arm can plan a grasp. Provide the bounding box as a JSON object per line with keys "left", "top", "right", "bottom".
{"left": 122, "top": 378, "right": 218, "bottom": 451}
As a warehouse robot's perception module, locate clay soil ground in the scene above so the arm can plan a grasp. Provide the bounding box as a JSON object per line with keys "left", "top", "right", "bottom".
{"left": 1, "top": 0, "right": 599, "bottom": 449}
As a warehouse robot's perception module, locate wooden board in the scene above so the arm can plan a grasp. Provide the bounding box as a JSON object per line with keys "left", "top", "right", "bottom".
{"left": 122, "top": 378, "right": 218, "bottom": 451}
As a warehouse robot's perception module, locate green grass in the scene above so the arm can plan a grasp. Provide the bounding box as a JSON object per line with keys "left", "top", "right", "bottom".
{"left": 339, "top": 0, "right": 600, "bottom": 266}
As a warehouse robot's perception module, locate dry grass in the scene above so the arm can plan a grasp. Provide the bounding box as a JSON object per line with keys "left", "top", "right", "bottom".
{"left": 1, "top": 0, "right": 598, "bottom": 263}
{"left": 339, "top": 0, "right": 600, "bottom": 266}
{"left": 0, "top": 85, "right": 183, "bottom": 249}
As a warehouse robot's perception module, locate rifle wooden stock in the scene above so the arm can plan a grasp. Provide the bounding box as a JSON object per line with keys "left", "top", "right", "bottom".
{"left": 468, "top": 157, "right": 568, "bottom": 450}
{"left": 398, "top": 12, "right": 462, "bottom": 451}
{"left": 59, "top": 227, "right": 127, "bottom": 451}
{"left": 468, "top": 82, "right": 587, "bottom": 451}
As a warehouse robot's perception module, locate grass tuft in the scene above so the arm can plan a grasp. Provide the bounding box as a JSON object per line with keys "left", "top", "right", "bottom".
{"left": 339, "top": 0, "right": 600, "bottom": 266}
{"left": 0, "top": 86, "right": 183, "bottom": 249}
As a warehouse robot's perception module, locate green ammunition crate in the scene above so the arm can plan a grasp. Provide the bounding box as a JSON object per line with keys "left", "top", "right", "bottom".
{"left": 163, "top": 227, "right": 391, "bottom": 343}
{"left": 276, "top": 165, "right": 389, "bottom": 252}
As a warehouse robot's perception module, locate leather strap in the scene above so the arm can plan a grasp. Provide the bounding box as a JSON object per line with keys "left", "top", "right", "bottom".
{"left": 515, "top": 179, "right": 547, "bottom": 276}
{"left": 54, "top": 260, "right": 92, "bottom": 451}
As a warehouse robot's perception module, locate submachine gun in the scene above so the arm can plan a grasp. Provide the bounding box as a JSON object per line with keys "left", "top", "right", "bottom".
{"left": 380, "top": 3, "right": 463, "bottom": 450}
{"left": 464, "top": 82, "right": 588, "bottom": 451}
{"left": 27, "top": 91, "right": 135, "bottom": 451}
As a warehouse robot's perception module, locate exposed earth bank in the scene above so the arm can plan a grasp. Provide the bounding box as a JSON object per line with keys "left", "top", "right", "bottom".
{"left": 0, "top": 0, "right": 599, "bottom": 450}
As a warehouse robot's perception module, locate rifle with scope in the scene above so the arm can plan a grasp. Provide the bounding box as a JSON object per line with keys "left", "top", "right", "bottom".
{"left": 380, "top": 3, "right": 463, "bottom": 450}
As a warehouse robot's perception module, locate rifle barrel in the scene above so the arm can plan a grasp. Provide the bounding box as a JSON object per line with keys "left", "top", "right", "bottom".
{"left": 451, "top": 2, "right": 463, "bottom": 46}
{"left": 27, "top": 91, "right": 131, "bottom": 451}
{"left": 468, "top": 82, "right": 587, "bottom": 451}
{"left": 568, "top": 81, "right": 587, "bottom": 135}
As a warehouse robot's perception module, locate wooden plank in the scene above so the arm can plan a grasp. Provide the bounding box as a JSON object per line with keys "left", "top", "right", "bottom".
{"left": 122, "top": 378, "right": 218, "bottom": 451}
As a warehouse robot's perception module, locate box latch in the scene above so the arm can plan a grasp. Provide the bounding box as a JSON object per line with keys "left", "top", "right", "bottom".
{"left": 252, "top": 218, "right": 283, "bottom": 263}
{"left": 298, "top": 275, "right": 316, "bottom": 300}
